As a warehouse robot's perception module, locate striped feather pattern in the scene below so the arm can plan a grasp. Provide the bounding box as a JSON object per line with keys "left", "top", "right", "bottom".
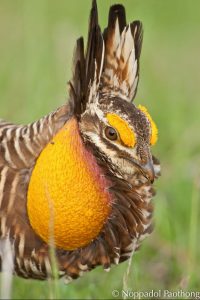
{"left": 0, "top": 104, "right": 72, "bottom": 279}
{"left": 69, "top": 2, "right": 143, "bottom": 119}
{"left": 0, "top": 0, "right": 160, "bottom": 282}
{"left": 101, "top": 5, "right": 143, "bottom": 101}
{"left": 0, "top": 112, "right": 160, "bottom": 280}
{"left": 0, "top": 105, "right": 70, "bottom": 169}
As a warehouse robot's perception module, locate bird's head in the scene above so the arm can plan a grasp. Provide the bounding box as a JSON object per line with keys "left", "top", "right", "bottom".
{"left": 69, "top": 0, "right": 158, "bottom": 184}
{"left": 80, "top": 97, "right": 158, "bottom": 183}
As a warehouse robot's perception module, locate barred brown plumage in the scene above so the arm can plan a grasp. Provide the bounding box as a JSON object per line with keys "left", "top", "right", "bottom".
{"left": 0, "top": 0, "right": 160, "bottom": 282}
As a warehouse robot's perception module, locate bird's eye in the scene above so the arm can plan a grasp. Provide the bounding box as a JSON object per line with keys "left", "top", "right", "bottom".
{"left": 105, "top": 126, "right": 118, "bottom": 141}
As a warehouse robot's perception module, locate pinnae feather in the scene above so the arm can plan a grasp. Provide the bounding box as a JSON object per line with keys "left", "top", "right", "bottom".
{"left": 69, "top": 1, "right": 143, "bottom": 118}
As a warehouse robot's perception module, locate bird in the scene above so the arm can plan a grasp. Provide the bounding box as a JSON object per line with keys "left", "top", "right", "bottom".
{"left": 0, "top": 0, "right": 160, "bottom": 282}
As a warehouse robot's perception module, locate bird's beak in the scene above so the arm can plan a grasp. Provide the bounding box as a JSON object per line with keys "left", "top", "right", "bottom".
{"left": 139, "top": 160, "right": 155, "bottom": 183}
{"left": 120, "top": 155, "right": 155, "bottom": 184}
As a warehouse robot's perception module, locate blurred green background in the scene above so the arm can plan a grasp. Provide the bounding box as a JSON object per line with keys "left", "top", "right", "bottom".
{"left": 0, "top": 0, "right": 200, "bottom": 299}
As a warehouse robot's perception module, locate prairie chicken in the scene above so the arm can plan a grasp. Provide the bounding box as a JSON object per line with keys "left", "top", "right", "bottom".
{"left": 0, "top": 0, "right": 160, "bottom": 282}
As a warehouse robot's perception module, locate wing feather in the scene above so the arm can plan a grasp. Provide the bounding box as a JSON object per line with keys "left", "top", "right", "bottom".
{"left": 0, "top": 105, "right": 70, "bottom": 169}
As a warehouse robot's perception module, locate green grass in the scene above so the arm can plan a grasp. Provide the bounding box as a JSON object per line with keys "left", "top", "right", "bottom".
{"left": 0, "top": 0, "right": 200, "bottom": 299}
